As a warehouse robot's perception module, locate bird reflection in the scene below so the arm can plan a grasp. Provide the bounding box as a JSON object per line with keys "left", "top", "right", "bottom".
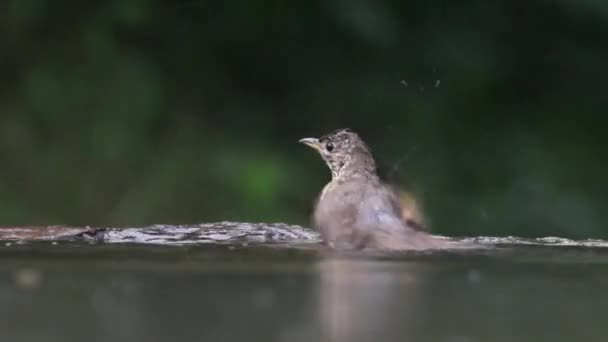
{"left": 316, "top": 256, "right": 430, "bottom": 342}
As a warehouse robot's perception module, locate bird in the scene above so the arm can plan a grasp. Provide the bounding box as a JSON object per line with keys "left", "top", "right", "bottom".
{"left": 299, "top": 128, "right": 449, "bottom": 251}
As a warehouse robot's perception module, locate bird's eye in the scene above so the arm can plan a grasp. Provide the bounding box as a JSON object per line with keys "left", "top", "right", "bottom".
{"left": 325, "top": 142, "right": 334, "bottom": 152}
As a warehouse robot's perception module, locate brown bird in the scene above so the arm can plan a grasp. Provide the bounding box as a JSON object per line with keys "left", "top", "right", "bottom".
{"left": 299, "top": 128, "right": 448, "bottom": 251}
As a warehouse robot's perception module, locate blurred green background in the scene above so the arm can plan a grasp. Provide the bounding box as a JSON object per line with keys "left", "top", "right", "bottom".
{"left": 0, "top": 0, "right": 606, "bottom": 238}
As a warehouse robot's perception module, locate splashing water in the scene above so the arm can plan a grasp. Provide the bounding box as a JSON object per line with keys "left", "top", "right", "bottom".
{"left": 1, "top": 222, "right": 608, "bottom": 251}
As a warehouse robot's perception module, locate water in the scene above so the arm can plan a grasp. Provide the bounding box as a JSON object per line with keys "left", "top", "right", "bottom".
{"left": 1, "top": 223, "right": 608, "bottom": 342}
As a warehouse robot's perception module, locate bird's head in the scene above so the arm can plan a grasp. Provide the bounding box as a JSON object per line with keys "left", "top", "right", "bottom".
{"left": 299, "top": 128, "right": 377, "bottom": 180}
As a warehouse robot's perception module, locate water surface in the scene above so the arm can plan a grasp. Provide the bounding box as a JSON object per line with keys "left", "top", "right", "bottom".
{"left": 1, "top": 224, "right": 607, "bottom": 342}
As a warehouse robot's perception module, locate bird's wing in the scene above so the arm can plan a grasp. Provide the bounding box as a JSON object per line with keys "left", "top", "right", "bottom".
{"left": 354, "top": 185, "right": 445, "bottom": 250}
{"left": 355, "top": 186, "right": 408, "bottom": 234}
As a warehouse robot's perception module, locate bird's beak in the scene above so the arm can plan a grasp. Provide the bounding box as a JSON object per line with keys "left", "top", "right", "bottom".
{"left": 298, "top": 137, "right": 321, "bottom": 151}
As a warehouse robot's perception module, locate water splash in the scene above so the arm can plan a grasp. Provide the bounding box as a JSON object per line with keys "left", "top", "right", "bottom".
{"left": 462, "top": 236, "right": 608, "bottom": 248}
{"left": 101, "top": 222, "right": 320, "bottom": 246}
{"left": 1, "top": 223, "right": 608, "bottom": 250}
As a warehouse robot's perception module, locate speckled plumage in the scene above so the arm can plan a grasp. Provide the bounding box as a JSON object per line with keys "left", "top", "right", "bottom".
{"left": 300, "top": 129, "right": 447, "bottom": 251}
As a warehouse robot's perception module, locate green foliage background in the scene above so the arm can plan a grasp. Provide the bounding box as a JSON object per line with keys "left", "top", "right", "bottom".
{"left": 1, "top": 0, "right": 607, "bottom": 238}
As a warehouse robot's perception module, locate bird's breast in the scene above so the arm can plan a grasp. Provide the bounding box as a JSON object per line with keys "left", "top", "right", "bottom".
{"left": 318, "top": 181, "right": 336, "bottom": 203}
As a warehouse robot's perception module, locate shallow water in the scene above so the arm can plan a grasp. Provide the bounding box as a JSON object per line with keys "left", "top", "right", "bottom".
{"left": 1, "top": 224, "right": 608, "bottom": 342}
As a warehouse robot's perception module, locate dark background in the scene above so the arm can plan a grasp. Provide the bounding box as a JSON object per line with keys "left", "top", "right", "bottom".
{"left": 0, "top": 0, "right": 606, "bottom": 238}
